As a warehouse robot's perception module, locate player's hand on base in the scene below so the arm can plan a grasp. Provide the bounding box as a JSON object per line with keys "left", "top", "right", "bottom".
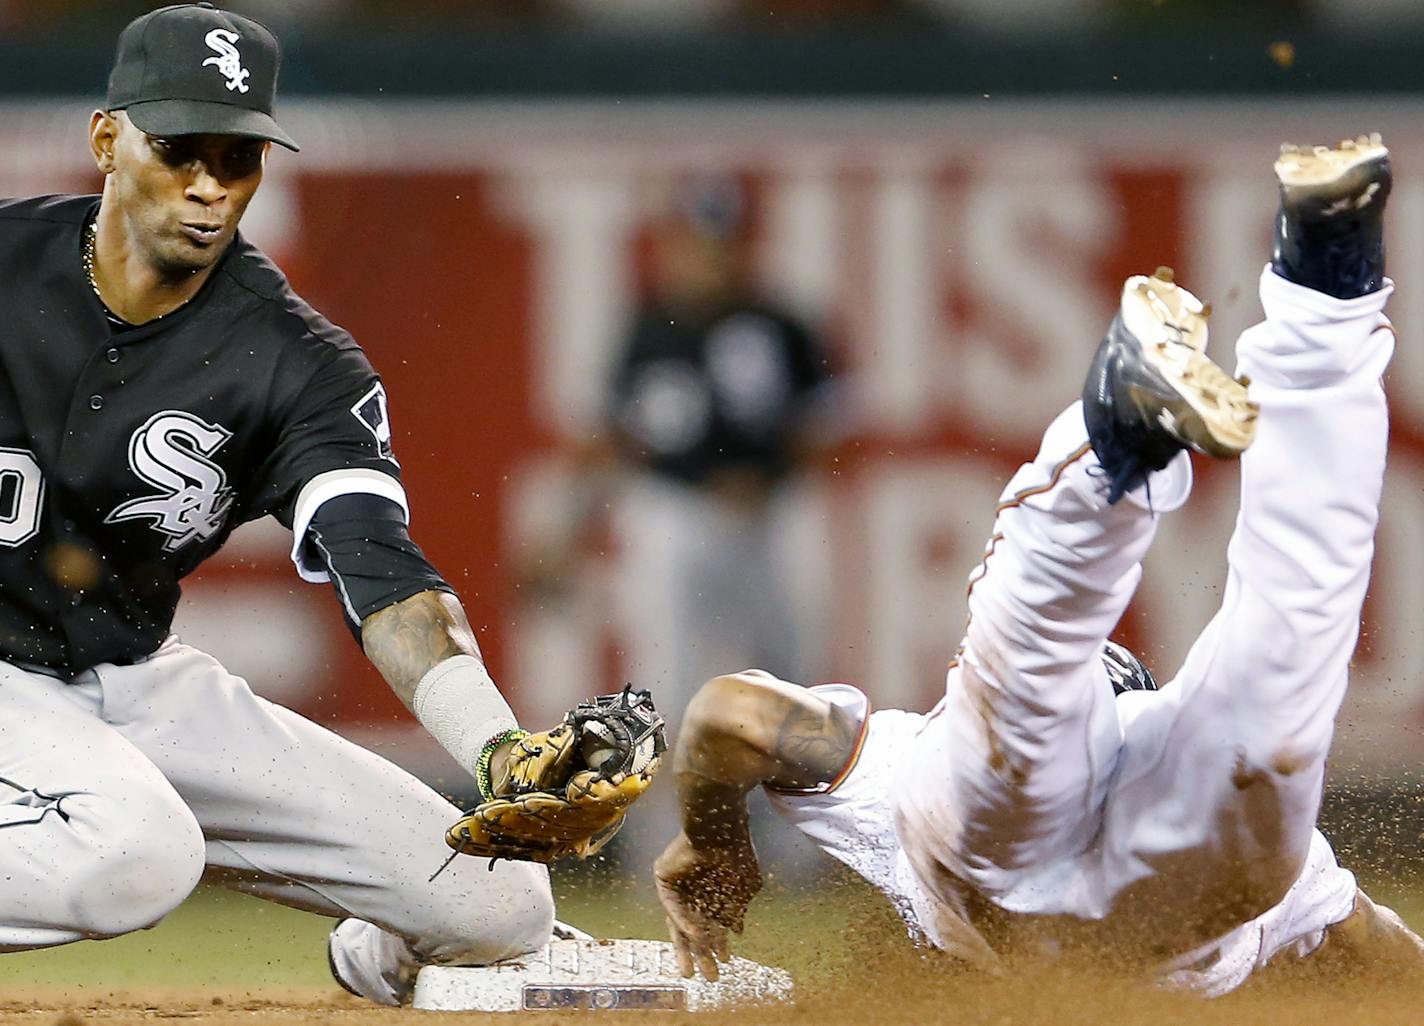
{"left": 654, "top": 831, "right": 762, "bottom": 982}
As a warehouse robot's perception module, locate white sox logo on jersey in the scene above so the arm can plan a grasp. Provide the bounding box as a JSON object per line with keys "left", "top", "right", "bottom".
{"left": 106, "top": 412, "right": 235, "bottom": 551}
{"left": 202, "top": 29, "right": 250, "bottom": 93}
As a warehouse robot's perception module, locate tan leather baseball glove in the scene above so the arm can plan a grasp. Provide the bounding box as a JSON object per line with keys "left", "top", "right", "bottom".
{"left": 446, "top": 686, "right": 665, "bottom": 864}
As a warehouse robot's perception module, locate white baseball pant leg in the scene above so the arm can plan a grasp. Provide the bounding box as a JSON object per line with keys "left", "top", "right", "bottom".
{"left": 894, "top": 399, "right": 1192, "bottom": 908}
{"left": 615, "top": 476, "right": 801, "bottom": 722}
{"left": 895, "top": 269, "right": 1391, "bottom": 950}
{"left": 0, "top": 641, "right": 554, "bottom": 991}
{"left": 1093, "top": 270, "right": 1393, "bottom": 943}
{"left": 0, "top": 661, "right": 205, "bottom": 950}
{"left": 106, "top": 642, "right": 555, "bottom": 977}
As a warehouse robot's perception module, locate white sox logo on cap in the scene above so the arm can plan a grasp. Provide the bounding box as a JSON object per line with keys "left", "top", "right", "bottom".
{"left": 202, "top": 28, "right": 250, "bottom": 94}
{"left": 105, "top": 3, "right": 299, "bottom": 150}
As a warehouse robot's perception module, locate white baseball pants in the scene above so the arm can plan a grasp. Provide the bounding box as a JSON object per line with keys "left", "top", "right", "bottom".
{"left": 0, "top": 639, "right": 552, "bottom": 981}
{"left": 770, "top": 683, "right": 1358, "bottom": 995}
{"left": 614, "top": 475, "right": 803, "bottom": 720}
{"left": 894, "top": 267, "right": 1393, "bottom": 957}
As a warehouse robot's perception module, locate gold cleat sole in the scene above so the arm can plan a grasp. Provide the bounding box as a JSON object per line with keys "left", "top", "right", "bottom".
{"left": 1120, "top": 268, "right": 1259, "bottom": 459}
{"left": 1276, "top": 133, "right": 1387, "bottom": 188}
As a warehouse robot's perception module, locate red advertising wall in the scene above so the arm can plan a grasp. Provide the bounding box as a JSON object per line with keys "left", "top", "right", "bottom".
{"left": 4, "top": 99, "right": 1422, "bottom": 783}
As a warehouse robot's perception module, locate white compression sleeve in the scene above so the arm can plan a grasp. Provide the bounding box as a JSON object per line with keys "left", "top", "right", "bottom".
{"left": 411, "top": 655, "right": 518, "bottom": 773}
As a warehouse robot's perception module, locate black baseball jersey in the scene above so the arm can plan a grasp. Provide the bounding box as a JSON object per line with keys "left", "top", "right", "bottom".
{"left": 0, "top": 194, "right": 418, "bottom": 674}
{"left": 609, "top": 298, "right": 831, "bottom": 488}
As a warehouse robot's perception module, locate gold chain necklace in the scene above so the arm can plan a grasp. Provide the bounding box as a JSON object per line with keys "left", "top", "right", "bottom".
{"left": 83, "top": 221, "right": 190, "bottom": 326}
{"left": 82, "top": 219, "right": 103, "bottom": 301}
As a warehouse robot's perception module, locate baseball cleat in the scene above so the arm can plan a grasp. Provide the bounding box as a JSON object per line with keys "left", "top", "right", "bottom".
{"left": 1082, "top": 268, "right": 1258, "bottom": 504}
{"left": 326, "top": 916, "right": 598, "bottom": 1006}
{"left": 1273, "top": 134, "right": 1391, "bottom": 299}
{"left": 327, "top": 917, "right": 418, "bottom": 1006}
{"left": 553, "top": 919, "right": 595, "bottom": 940}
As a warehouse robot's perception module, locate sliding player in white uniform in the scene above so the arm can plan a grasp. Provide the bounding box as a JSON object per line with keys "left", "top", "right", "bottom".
{"left": 655, "top": 138, "right": 1424, "bottom": 994}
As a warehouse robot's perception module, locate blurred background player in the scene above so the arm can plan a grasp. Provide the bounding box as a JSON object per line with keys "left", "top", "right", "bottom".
{"left": 654, "top": 139, "right": 1424, "bottom": 993}
{"left": 531, "top": 174, "right": 839, "bottom": 722}
{"left": 608, "top": 176, "right": 839, "bottom": 716}
{"left": 519, "top": 174, "right": 841, "bottom": 880}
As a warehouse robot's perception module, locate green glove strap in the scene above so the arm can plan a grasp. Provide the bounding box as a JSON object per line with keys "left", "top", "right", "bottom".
{"left": 476, "top": 728, "right": 530, "bottom": 801}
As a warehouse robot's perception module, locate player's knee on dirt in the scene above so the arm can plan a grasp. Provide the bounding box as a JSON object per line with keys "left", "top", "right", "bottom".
{"left": 62, "top": 796, "right": 205, "bottom": 937}
{"left": 421, "top": 860, "right": 555, "bottom": 966}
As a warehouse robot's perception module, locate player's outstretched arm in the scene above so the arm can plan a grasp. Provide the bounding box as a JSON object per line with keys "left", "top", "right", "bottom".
{"left": 362, "top": 587, "right": 667, "bottom": 869}
{"left": 655, "top": 670, "right": 859, "bottom": 980}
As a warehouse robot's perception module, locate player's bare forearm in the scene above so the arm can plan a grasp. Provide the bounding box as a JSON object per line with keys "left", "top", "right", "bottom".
{"left": 674, "top": 671, "right": 859, "bottom": 848}
{"left": 360, "top": 589, "right": 482, "bottom": 709}
{"left": 657, "top": 671, "right": 860, "bottom": 978}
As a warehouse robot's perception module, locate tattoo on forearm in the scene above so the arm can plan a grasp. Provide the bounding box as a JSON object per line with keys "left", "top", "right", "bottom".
{"left": 362, "top": 590, "right": 479, "bottom": 704}
{"left": 769, "top": 701, "right": 858, "bottom": 788}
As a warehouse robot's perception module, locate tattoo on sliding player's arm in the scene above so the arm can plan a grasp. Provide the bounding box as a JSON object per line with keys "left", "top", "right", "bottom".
{"left": 767, "top": 699, "right": 859, "bottom": 789}
{"left": 361, "top": 589, "right": 481, "bottom": 707}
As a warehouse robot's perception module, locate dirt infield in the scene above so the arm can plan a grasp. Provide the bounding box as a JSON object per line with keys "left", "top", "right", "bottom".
{"left": 6, "top": 966, "right": 1424, "bottom": 1026}
{"left": 10, "top": 903, "right": 1424, "bottom": 1026}
{"left": 6, "top": 871, "right": 1424, "bottom": 1025}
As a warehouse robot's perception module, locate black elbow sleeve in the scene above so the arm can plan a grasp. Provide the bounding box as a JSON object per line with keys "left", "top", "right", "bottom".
{"left": 304, "top": 493, "right": 452, "bottom": 634}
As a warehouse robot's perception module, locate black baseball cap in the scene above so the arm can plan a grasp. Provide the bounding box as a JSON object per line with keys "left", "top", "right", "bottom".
{"left": 106, "top": 2, "right": 299, "bottom": 152}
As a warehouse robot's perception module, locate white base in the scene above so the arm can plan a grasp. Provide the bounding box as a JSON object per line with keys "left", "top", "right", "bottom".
{"left": 412, "top": 939, "right": 793, "bottom": 1012}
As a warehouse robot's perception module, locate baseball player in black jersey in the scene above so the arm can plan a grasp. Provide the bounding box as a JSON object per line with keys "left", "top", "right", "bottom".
{"left": 538, "top": 176, "right": 837, "bottom": 724}
{"left": 0, "top": 3, "right": 640, "bottom": 1005}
